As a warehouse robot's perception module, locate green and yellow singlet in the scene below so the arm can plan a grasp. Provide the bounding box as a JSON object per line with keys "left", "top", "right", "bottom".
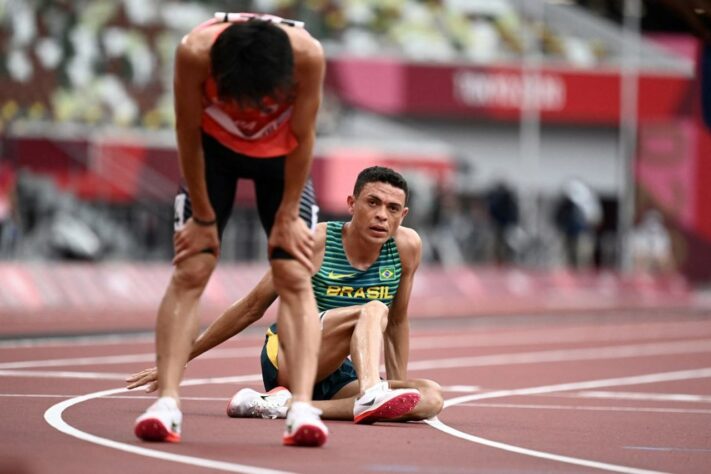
{"left": 312, "top": 221, "right": 402, "bottom": 311}
{"left": 263, "top": 221, "right": 402, "bottom": 369}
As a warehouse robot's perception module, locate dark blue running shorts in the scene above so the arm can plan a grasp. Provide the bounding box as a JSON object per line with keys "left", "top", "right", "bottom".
{"left": 260, "top": 324, "right": 358, "bottom": 401}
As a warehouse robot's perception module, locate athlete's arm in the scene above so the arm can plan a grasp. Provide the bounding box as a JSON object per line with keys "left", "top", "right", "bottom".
{"left": 268, "top": 36, "right": 325, "bottom": 271}
{"left": 172, "top": 36, "right": 219, "bottom": 264}
{"left": 189, "top": 272, "right": 278, "bottom": 360}
{"left": 383, "top": 228, "right": 422, "bottom": 381}
{"left": 126, "top": 272, "right": 278, "bottom": 392}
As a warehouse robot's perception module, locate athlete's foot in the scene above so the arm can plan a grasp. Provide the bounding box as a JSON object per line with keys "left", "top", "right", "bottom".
{"left": 134, "top": 396, "right": 182, "bottom": 443}
{"left": 353, "top": 382, "right": 421, "bottom": 424}
{"left": 283, "top": 401, "right": 328, "bottom": 447}
{"left": 227, "top": 386, "right": 291, "bottom": 419}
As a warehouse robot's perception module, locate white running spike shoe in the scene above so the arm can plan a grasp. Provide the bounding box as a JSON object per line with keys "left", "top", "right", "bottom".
{"left": 226, "top": 386, "right": 292, "bottom": 419}
{"left": 282, "top": 401, "right": 328, "bottom": 447}
{"left": 134, "top": 396, "right": 183, "bottom": 443}
{"left": 353, "top": 381, "right": 421, "bottom": 424}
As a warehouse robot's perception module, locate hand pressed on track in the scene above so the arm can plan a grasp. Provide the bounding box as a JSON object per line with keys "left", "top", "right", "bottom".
{"left": 125, "top": 367, "right": 159, "bottom": 393}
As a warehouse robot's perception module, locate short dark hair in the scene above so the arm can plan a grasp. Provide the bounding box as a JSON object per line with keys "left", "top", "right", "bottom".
{"left": 210, "top": 20, "right": 294, "bottom": 110}
{"left": 353, "top": 166, "right": 409, "bottom": 204}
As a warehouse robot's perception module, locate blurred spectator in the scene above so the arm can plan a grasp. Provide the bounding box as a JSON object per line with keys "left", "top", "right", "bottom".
{"left": 11, "top": 170, "right": 136, "bottom": 260}
{"left": 629, "top": 209, "right": 674, "bottom": 274}
{"left": 552, "top": 178, "right": 602, "bottom": 269}
{"left": 0, "top": 166, "right": 16, "bottom": 256}
{"left": 485, "top": 181, "right": 519, "bottom": 264}
{"left": 428, "top": 183, "right": 489, "bottom": 267}
{"left": 0, "top": 0, "right": 615, "bottom": 129}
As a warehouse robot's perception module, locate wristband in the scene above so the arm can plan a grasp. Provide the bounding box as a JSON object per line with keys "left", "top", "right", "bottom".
{"left": 192, "top": 216, "right": 217, "bottom": 227}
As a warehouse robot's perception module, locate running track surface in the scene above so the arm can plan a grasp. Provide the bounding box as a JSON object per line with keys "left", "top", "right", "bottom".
{"left": 1, "top": 309, "right": 710, "bottom": 474}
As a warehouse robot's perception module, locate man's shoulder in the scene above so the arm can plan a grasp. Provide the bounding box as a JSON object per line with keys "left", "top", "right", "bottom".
{"left": 393, "top": 226, "right": 422, "bottom": 269}
{"left": 176, "top": 26, "right": 213, "bottom": 68}
{"left": 287, "top": 26, "right": 324, "bottom": 67}
{"left": 394, "top": 226, "right": 421, "bottom": 246}
{"left": 286, "top": 25, "right": 323, "bottom": 51}
{"left": 311, "top": 222, "right": 329, "bottom": 270}
{"left": 314, "top": 221, "right": 328, "bottom": 240}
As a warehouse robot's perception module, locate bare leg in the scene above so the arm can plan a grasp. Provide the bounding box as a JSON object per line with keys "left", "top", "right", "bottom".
{"left": 309, "top": 379, "right": 444, "bottom": 422}
{"left": 349, "top": 301, "right": 389, "bottom": 393}
{"left": 387, "top": 379, "right": 444, "bottom": 421}
{"left": 311, "top": 381, "right": 359, "bottom": 420}
{"left": 271, "top": 259, "right": 320, "bottom": 403}
{"left": 156, "top": 253, "right": 216, "bottom": 403}
{"left": 277, "top": 302, "right": 387, "bottom": 398}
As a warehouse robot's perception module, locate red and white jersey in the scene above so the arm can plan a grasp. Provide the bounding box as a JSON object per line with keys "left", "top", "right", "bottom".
{"left": 196, "top": 16, "right": 299, "bottom": 158}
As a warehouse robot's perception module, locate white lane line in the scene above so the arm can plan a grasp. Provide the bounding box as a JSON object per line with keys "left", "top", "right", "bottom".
{"left": 0, "top": 370, "right": 129, "bottom": 380}
{"left": 1, "top": 394, "right": 234, "bottom": 402}
{"left": 407, "top": 339, "right": 711, "bottom": 372}
{"left": 3, "top": 317, "right": 710, "bottom": 351}
{"left": 427, "top": 417, "right": 664, "bottom": 474}
{"left": 0, "top": 346, "right": 262, "bottom": 369}
{"left": 441, "top": 385, "right": 480, "bottom": 393}
{"left": 410, "top": 321, "right": 711, "bottom": 350}
{"left": 454, "top": 402, "right": 711, "bottom": 415}
{"left": 44, "top": 376, "right": 292, "bottom": 474}
{"left": 0, "top": 333, "right": 154, "bottom": 348}
{"left": 5, "top": 338, "right": 709, "bottom": 382}
{"left": 624, "top": 446, "right": 711, "bottom": 453}
{"left": 442, "top": 368, "right": 711, "bottom": 406}
{"left": 426, "top": 368, "right": 711, "bottom": 474}
{"left": 573, "top": 391, "right": 711, "bottom": 403}
{"left": 0, "top": 369, "right": 262, "bottom": 386}
{"left": 6, "top": 332, "right": 711, "bottom": 371}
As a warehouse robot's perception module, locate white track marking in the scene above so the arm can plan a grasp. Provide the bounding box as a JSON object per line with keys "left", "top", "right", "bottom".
{"left": 0, "top": 333, "right": 154, "bottom": 348}
{"left": 0, "top": 369, "right": 262, "bottom": 386}
{"left": 6, "top": 337, "right": 707, "bottom": 374}
{"left": 407, "top": 339, "right": 711, "bottom": 372}
{"left": 0, "top": 346, "right": 262, "bottom": 369}
{"left": 455, "top": 402, "right": 711, "bottom": 415}
{"left": 427, "top": 368, "right": 711, "bottom": 473}
{"left": 410, "top": 320, "right": 711, "bottom": 348}
{"left": 4, "top": 339, "right": 710, "bottom": 381}
{"left": 0, "top": 333, "right": 265, "bottom": 349}
{"left": 624, "top": 446, "right": 711, "bottom": 453}
{"left": 442, "top": 368, "right": 711, "bottom": 406}
{"left": 44, "top": 387, "right": 294, "bottom": 474}
{"left": 426, "top": 417, "right": 665, "bottom": 474}
{"left": 573, "top": 391, "right": 711, "bottom": 403}
{"left": 4, "top": 317, "right": 709, "bottom": 354}
{"left": 0, "top": 369, "right": 130, "bottom": 380}
{"left": 1, "top": 394, "right": 236, "bottom": 402}
{"left": 441, "top": 385, "right": 481, "bottom": 393}
{"left": 26, "top": 336, "right": 709, "bottom": 472}
{"left": 410, "top": 323, "right": 711, "bottom": 350}
{"left": 2, "top": 393, "right": 86, "bottom": 399}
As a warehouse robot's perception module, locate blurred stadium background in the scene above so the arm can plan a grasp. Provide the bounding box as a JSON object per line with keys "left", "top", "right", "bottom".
{"left": 1, "top": 0, "right": 710, "bottom": 334}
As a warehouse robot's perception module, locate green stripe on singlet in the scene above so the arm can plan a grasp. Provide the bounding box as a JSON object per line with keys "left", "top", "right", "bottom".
{"left": 311, "top": 221, "right": 402, "bottom": 312}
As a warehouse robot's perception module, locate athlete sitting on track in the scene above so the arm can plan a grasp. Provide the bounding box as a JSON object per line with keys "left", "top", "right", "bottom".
{"left": 127, "top": 166, "right": 444, "bottom": 424}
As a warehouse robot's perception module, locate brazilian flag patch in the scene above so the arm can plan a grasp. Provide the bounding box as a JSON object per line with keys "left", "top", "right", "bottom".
{"left": 379, "top": 266, "right": 396, "bottom": 281}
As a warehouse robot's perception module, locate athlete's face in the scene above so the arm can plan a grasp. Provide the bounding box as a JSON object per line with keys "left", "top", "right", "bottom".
{"left": 347, "top": 182, "right": 409, "bottom": 243}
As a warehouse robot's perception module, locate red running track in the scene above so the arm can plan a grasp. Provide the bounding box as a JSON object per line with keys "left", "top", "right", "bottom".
{"left": 1, "top": 309, "right": 711, "bottom": 474}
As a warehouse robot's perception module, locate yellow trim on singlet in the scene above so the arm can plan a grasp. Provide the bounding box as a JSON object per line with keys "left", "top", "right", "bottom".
{"left": 265, "top": 327, "right": 279, "bottom": 369}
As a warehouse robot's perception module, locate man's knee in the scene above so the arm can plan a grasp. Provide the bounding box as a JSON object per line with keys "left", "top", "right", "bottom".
{"left": 361, "top": 300, "right": 389, "bottom": 330}
{"left": 415, "top": 379, "right": 444, "bottom": 418}
{"left": 271, "top": 260, "right": 311, "bottom": 294}
{"left": 172, "top": 257, "right": 215, "bottom": 290}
